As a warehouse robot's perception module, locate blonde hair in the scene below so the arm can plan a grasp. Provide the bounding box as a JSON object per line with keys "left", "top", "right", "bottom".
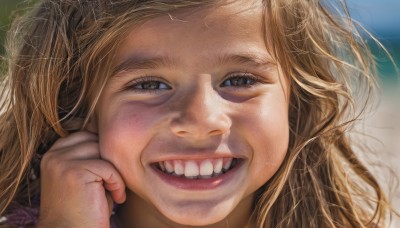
{"left": 0, "top": 0, "right": 396, "bottom": 227}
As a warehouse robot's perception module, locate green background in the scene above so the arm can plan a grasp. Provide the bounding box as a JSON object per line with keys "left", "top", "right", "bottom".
{"left": 1, "top": 1, "right": 30, "bottom": 54}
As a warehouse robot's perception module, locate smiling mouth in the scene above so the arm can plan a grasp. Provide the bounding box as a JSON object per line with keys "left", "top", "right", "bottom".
{"left": 153, "top": 158, "right": 242, "bottom": 180}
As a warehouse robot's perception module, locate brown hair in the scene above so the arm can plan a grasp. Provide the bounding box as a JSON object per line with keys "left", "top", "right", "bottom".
{"left": 0, "top": 0, "right": 397, "bottom": 227}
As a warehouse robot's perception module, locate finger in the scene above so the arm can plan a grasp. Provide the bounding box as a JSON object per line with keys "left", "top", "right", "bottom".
{"left": 51, "top": 131, "right": 98, "bottom": 150}
{"left": 106, "top": 192, "right": 114, "bottom": 216}
{"left": 75, "top": 160, "right": 126, "bottom": 204}
{"left": 104, "top": 176, "right": 126, "bottom": 204}
{"left": 45, "top": 141, "right": 101, "bottom": 161}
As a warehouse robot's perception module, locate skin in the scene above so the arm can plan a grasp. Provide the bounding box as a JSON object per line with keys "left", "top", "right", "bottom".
{"left": 38, "top": 1, "right": 290, "bottom": 227}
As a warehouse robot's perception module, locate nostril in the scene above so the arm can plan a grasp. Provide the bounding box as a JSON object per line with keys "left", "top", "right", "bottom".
{"left": 170, "top": 115, "right": 230, "bottom": 138}
{"left": 175, "top": 129, "right": 223, "bottom": 138}
{"left": 208, "top": 129, "right": 222, "bottom": 136}
{"left": 174, "top": 129, "right": 226, "bottom": 138}
{"left": 176, "top": 130, "right": 188, "bottom": 137}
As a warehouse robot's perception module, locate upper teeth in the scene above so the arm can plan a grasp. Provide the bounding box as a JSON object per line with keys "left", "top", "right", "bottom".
{"left": 158, "top": 158, "right": 235, "bottom": 179}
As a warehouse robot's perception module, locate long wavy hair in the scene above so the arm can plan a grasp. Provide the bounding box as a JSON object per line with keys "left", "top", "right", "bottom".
{"left": 0, "top": 0, "right": 396, "bottom": 227}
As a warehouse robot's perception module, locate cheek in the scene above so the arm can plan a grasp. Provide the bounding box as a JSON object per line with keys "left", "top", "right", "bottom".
{"left": 239, "top": 96, "right": 289, "bottom": 188}
{"left": 98, "top": 104, "right": 164, "bottom": 177}
{"left": 238, "top": 94, "right": 289, "bottom": 151}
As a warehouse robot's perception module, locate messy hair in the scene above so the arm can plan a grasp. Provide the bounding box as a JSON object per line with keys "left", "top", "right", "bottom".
{"left": 0, "top": 0, "right": 396, "bottom": 227}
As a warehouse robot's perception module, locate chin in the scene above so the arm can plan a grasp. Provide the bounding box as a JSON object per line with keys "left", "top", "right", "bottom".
{"left": 157, "top": 200, "right": 235, "bottom": 226}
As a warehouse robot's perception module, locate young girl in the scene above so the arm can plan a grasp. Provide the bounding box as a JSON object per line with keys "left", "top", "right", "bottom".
{"left": 0, "top": 0, "right": 397, "bottom": 227}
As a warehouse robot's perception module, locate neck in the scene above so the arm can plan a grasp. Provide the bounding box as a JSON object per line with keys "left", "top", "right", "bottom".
{"left": 116, "top": 191, "right": 255, "bottom": 228}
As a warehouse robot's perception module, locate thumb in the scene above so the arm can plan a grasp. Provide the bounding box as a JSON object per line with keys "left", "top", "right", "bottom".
{"left": 106, "top": 191, "right": 114, "bottom": 217}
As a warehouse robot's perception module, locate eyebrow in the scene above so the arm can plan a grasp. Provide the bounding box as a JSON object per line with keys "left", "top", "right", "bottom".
{"left": 112, "top": 53, "right": 276, "bottom": 76}
{"left": 216, "top": 53, "right": 276, "bottom": 68}
{"left": 112, "top": 56, "right": 177, "bottom": 76}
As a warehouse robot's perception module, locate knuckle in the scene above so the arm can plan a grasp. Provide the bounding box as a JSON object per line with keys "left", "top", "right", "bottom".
{"left": 40, "top": 152, "right": 57, "bottom": 170}
{"left": 49, "top": 136, "right": 68, "bottom": 149}
{"left": 40, "top": 151, "right": 69, "bottom": 175}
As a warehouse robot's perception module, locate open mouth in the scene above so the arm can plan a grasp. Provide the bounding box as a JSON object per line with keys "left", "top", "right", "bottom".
{"left": 152, "top": 158, "right": 242, "bottom": 180}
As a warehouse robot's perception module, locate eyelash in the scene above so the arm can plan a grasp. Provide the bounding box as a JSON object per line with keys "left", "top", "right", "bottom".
{"left": 125, "top": 76, "right": 171, "bottom": 93}
{"left": 220, "top": 73, "right": 262, "bottom": 88}
{"left": 125, "top": 73, "right": 263, "bottom": 93}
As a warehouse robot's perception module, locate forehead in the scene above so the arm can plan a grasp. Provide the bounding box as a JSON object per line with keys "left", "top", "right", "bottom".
{"left": 143, "top": 0, "right": 263, "bottom": 31}
{"left": 115, "top": 0, "right": 266, "bottom": 62}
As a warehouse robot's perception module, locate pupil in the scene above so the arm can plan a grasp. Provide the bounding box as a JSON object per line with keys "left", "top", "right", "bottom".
{"left": 143, "top": 82, "right": 159, "bottom": 89}
{"left": 232, "top": 77, "right": 248, "bottom": 86}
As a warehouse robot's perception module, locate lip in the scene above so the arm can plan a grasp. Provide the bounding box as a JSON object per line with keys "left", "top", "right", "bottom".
{"left": 151, "top": 159, "right": 244, "bottom": 191}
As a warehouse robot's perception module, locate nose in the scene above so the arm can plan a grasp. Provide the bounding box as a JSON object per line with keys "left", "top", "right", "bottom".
{"left": 169, "top": 84, "right": 231, "bottom": 139}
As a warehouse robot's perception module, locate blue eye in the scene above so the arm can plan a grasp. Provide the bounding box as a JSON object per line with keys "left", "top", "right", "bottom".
{"left": 127, "top": 77, "right": 171, "bottom": 92}
{"left": 221, "top": 74, "right": 260, "bottom": 87}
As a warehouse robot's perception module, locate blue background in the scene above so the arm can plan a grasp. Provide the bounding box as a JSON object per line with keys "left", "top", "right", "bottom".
{"left": 347, "top": 0, "right": 400, "bottom": 86}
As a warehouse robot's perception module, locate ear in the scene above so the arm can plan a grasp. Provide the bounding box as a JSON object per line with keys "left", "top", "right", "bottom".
{"left": 85, "top": 115, "right": 99, "bottom": 134}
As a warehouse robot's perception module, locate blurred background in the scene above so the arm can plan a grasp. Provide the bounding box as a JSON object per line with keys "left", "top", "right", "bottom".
{"left": 0, "top": 0, "right": 37, "bottom": 55}
{"left": 346, "top": 1, "right": 400, "bottom": 225}
{"left": 0, "top": 0, "right": 399, "bottom": 225}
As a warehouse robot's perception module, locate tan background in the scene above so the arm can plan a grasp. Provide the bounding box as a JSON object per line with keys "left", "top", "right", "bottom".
{"left": 361, "top": 88, "right": 400, "bottom": 227}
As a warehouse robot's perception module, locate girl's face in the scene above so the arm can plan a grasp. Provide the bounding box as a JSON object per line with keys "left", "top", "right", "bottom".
{"left": 96, "top": 0, "right": 290, "bottom": 226}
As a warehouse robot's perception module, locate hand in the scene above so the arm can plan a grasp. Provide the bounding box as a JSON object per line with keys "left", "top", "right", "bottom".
{"left": 37, "top": 131, "right": 126, "bottom": 228}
